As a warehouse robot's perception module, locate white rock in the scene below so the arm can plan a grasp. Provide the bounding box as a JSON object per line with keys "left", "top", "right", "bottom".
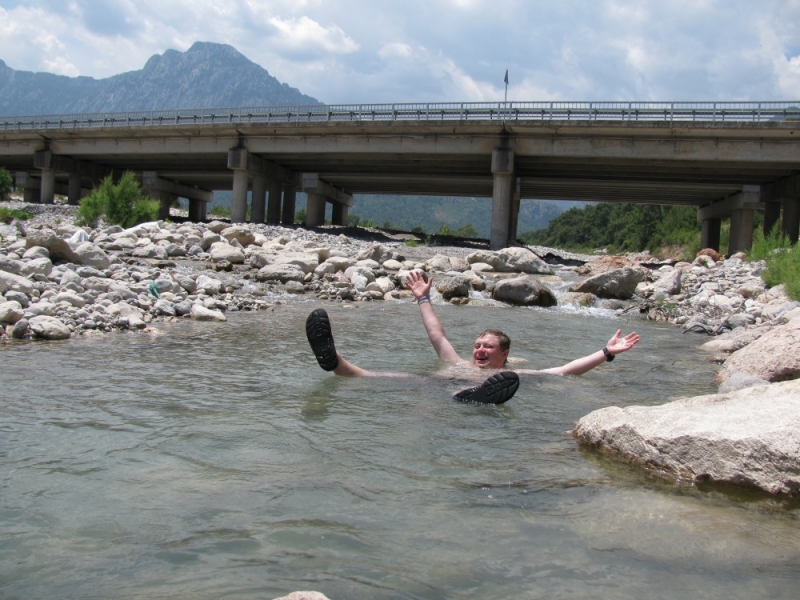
{"left": 272, "top": 252, "right": 319, "bottom": 274}
{"left": 190, "top": 304, "right": 227, "bottom": 321}
{"left": 22, "top": 246, "right": 50, "bottom": 259}
{"left": 29, "top": 315, "right": 71, "bottom": 340}
{"left": 195, "top": 275, "right": 223, "bottom": 295}
{"left": 21, "top": 257, "right": 53, "bottom": 277}
{"left": 0, "top": 300, "right": 24, "bottom": 324}
{"left": 0, "top": 270, "right": 35, "bottom": 295}
{"left": 209, "top": 242, "right": 245, "bottom": 264}
{"left": 573, "top": 380, "right": 800, "bottom": 496}
{"left": 54, "top": 292, "right": 87, "bottom": 308}
{"left": 75, "top": 242, "right": 111, "bottom": 269}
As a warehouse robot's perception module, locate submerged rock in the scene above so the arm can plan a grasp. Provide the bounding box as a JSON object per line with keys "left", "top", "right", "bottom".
{"left": 573, "top": 379, "right": 800, "bottom": 496}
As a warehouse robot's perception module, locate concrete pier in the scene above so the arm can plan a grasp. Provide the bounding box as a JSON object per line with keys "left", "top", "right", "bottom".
{"left": 306, "top": 192, "right": 326, "bottom": 226}
{"left": 700, "top": 218, "right": 721, "bottom": 251}
{"left": 490, "top": 147, "right": 514, "bottom": 250}
{"left": 250, "top": 174, "right": 267, "bottom": 224}
{"left": 281, "top": 181, "right": 297, "bottom": 225}
{"left": 228, "top": 148, "right": 249, "bottom": 223}
{"left": 267, "top": 178, "right": 283, "bottom": 224}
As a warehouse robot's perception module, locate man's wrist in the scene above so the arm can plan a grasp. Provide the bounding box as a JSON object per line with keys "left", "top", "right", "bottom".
{"left": 417, "top": 295, "right": 431, "bottom": 305}
{"left": 602, "top": 347, "right": 615, "bottom": 362}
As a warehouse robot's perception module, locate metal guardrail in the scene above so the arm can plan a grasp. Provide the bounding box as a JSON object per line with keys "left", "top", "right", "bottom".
{"left": 1, "top": 101, "right": 799, "bottom": 131}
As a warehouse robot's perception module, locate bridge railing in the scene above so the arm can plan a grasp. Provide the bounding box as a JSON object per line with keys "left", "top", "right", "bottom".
{"left": 1, "top": 101, "right": 799, "bottom": 131}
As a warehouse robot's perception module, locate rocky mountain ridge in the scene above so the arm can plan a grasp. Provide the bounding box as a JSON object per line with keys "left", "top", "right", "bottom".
{"left": 0, "top": 41, "right": 319, "bottom": 116}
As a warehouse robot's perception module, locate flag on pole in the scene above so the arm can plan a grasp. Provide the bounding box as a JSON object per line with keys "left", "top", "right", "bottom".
{"left": 504, "top": 70, "right": 509, "bottom": 85}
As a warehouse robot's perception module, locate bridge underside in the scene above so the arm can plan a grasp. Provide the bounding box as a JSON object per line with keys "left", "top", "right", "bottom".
{"left": 2, "top": 118, "right": 799, "bottom": 252}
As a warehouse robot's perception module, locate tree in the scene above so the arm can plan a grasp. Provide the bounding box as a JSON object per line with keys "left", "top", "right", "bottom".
{"left": 0, "top": 167, "right": 13, "bottom": 200}
{"left": 78, "top": 172, "right": 159, "bottom": 228}
{"left": 295, "top": 208, "right": 307, "bottom": 224}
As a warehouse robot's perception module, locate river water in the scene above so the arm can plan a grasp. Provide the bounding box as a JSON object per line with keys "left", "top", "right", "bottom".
{"left": 2, "top": 301, "right": 799, "bottom": 599}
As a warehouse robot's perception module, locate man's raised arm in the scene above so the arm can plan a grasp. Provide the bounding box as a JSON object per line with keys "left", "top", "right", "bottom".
{"left": 536, "top": 329, "right": 640, "bottom": 376}
{"left": 405, "top": 271, "right": 463, "bottom": 364}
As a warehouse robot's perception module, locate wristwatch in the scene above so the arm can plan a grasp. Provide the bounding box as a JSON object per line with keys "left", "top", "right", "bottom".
{"left": 602, "top": 347, "right": 615, "bottom": 362}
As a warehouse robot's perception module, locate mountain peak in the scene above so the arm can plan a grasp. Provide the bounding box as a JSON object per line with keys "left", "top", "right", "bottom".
{"left": 0, "top": 41, "right": 320, "bottom": 115}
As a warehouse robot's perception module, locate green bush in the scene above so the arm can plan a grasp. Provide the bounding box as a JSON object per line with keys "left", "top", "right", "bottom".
{"left": 78, "top": 172, "right": 159, "bottom": 228}
{"left": 0, "top": 167, "right": 12, "bottom": 200}
{"left": 295, "top": 208, "right": 307, "bottom": 224}
{"left": 0, "top": 207, "right": 32, "bottom": 223}
{"left": 749, "top": 227, "right": 800, "bottom": 300}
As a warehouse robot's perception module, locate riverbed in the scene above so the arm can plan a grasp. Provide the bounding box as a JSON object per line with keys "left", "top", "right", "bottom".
{"left": 2, "top": 301, "right": 799, "bottom": 599}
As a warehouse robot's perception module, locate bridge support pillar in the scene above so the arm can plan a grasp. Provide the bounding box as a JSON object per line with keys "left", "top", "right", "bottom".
{"left": 267, "top": 178, "right": 283, "bottom": 224}
{"left": 700, "top": 218, "right": 721, "bottom": 252}
{"left": 16, "top": 172, "right": 40, "bottom": 204}
{"left": 228, "top": 148, "right": 250, "bottom": 223}
{"left": 728, "top": 208, "right": 756, "bottom": 255}
{"left": 281, "top": 182, "right": 297, "bottom": 225}
{"left": 68, "top": 173, "right": 82, "bottom": 206}
{"left": 306, "top": 192, "right": 326, "bottom": 227}
{"left": 39, "top": 168, "right": 55, "bottom": 205}
{"left": 332, "top": 202, "right": 349, "bottom": 226}
{"left": 251, "top": 174, "right": 267, "bottom": 224}
{"left": 188, "top": 198, "right": 207, "bottom": 222}
{"left": 156, "top": 191, "right": 174, "bottom": 221}
{"left": 490, "top": 148, "right": 515, "bottom": 250}
{"left": 784, "top": 196, "right": 800, "bottom": 244}
{"left": 763, "top": 201, "right": 782, "bottom": 237}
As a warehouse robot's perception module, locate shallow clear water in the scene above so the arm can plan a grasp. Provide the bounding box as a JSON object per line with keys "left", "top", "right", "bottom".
{"left": 2, "top": 301, "right": 799, "bottom": 599}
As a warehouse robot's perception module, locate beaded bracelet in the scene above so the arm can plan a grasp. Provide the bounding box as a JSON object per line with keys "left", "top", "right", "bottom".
{"left": 417, "top": 295, "right": 431, "bottom": 305}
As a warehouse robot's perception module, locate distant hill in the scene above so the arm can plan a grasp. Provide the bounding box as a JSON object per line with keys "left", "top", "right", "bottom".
{"left": 210, "top": 192, "right": 587, "bottom": 238}
{"left": 0, "top": 41, "right": 319, "bottom": 115}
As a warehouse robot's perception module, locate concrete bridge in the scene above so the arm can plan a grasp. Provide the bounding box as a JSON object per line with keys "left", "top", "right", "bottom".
{"left": 1, "top": 101, "right": 799, "bottom": 253}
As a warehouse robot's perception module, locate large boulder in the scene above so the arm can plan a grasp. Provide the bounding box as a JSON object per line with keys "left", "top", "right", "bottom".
{"left": 573, "top": 380, "right": 800, "bottom": 496}
{"left": 190, "top": 304, "right": 227, "bottom": 322}
{"left": 437, "top": 275, "right": 471, "bottom": 300}
{"left": 256, "top": 264, "right": 305, "bottom": 283}
{"left": 195, "top": 275, "right": 223, "bottom": 295}
{"left": 467, "top": 247, "right": 553, "bottom": 275}
{"left": 21, "top": 257, "right": 53, "bottom": 277}
{"left": 25, "top": 229, "right": 81, "bottom": 263}
{"left": 0, "top": 300, "right": 25, "bottom": 324}
{"left": 651, "top": 269, "right": 682, "bottom": 296}
{"left": 0, "top": 255, "right": 23, "bottom": 274}
{"left": 356, "top": 243, "right": 393, "bottom": 264}
{"left": 74, "top": 242, "right": 111, "bottom": 270}
{"left": 220, "top": 225, "right": 255, "bottom": 247}
{"left": 209, "top": 242, "right": 245, "bottom": 264}
{"left": 0, "top": 270, "right": 35, "bottom": 295}
{"left": 717, "top": 318, "right": 800, "bottom": 383}
{"left": 491, "top": 275, "right": 557, "bottom": 307}
{"left": 570, "top": 267, "right": 648, "bottom": 300}
{"left": 28, "top": 315, "right": 72, "bottom": 340}
{"left": 273, "top": 252, "right": 320, "bottom": 274}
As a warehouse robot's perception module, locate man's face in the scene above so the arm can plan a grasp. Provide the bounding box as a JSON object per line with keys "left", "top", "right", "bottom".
{"left": 472, "top": 334, "right": 509, "bottom": 369}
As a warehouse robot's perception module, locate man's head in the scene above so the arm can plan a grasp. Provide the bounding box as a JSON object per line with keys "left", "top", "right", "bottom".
{"left": 472, "top": 329, "right": 510, "bottom": 369}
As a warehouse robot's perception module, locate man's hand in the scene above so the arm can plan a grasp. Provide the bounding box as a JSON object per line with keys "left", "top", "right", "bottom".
{"left": 606, "top": 329, "right": 640, "bottom": 356}
{"left": 405, "top": 270, "right": 432, "bottom": 299}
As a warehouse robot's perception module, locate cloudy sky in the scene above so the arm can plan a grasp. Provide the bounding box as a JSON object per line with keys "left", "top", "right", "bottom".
{"left": 1, "top": 0, "right": 800, "bottom": 104}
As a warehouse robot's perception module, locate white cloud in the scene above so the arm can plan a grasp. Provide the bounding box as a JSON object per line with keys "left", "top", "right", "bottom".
{"left": 267, "top": 15, "right": 359, "bottom": 54}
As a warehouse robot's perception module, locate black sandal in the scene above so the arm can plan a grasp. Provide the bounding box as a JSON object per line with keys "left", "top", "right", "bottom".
{"left": 453, "top": 371, "right": 519, "bottom": 405}
{"left": 306, "top": 309, "right": 339, "bottom": 371}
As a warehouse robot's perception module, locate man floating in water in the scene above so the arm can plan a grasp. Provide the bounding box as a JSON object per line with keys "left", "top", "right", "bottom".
{"left": 306, "top": 270, "right": 640, "bottom": 405}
